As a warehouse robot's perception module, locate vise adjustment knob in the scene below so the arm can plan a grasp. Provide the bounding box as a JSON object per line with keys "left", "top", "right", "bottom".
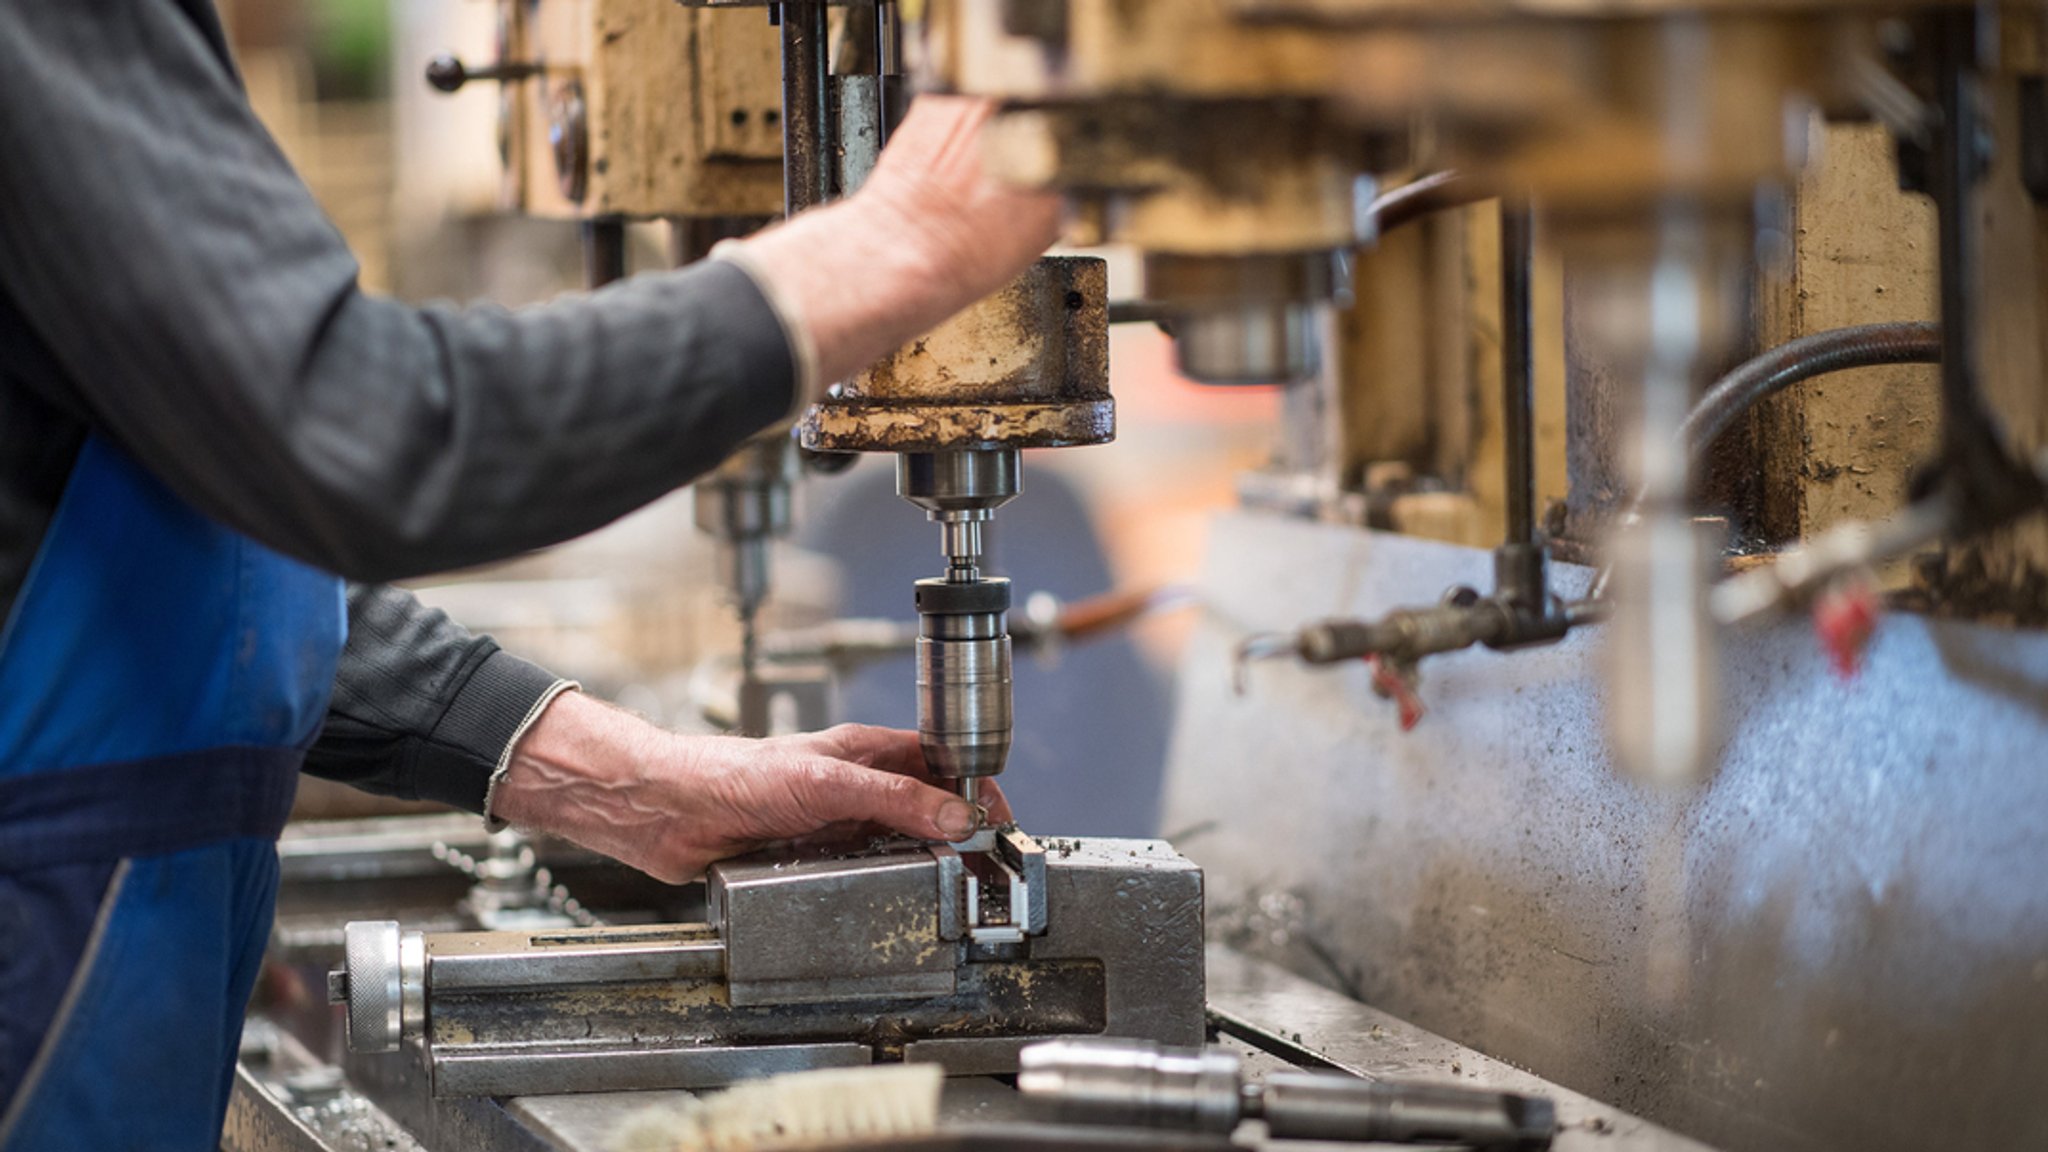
{"left": 425, "top": 54, "right": 541, "bottom": 93}
{"left": 336, "top": 920, "right": 426, "bottom": 1054}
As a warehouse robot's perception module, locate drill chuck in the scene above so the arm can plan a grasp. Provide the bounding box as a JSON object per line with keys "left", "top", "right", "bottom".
{"left": 915, "top": 576, "right": 1013, "bottom": 783}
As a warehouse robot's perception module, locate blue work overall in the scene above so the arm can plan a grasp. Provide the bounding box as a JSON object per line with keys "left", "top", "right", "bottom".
{"left": 0, "top": 435, "right": 343, "bottom": 1149}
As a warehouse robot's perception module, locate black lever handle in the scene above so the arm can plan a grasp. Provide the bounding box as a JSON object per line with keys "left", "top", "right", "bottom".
{"left": 424, "top": 54, "right": 541, "bottom": 93}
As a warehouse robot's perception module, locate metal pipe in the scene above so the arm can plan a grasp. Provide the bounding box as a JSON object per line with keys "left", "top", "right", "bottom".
{"left": 1367, "top": 172, "right": 1485, "bottom": 235}
{"left": 1500, "top": 202, "right": 1538, "bottom": 551}
{"left": 778, "top": 0, "right": 831, "bottom": 215}
{"left": 874, "top": 0, "right": 901, "bottom": 150}
{"left": 1934, "top": 10, "right": 1982, "bottom": 474}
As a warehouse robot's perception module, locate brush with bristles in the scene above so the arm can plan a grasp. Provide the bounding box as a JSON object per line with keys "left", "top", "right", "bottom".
{"left": 612, "top": 1063, "right": 945, "bottom": 1152}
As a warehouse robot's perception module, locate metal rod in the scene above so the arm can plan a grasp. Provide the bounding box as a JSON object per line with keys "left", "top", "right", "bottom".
{"left": 778, "top": 0, "right": 831, "bottom": 215}
{"left": 1368, "top": 171, "right": 1485, "bottom": 235}
{"left": 581, "top": 217, "right": 627, "bottom": 288}
{"left": 1500, "top": 202, "right": 1538, "bottom": 550}
{"left": 874, "top": 0, "right": 900, "bottom": 150}
{"left": 1933, "top": 9, "right": 1982, "bottom": 473}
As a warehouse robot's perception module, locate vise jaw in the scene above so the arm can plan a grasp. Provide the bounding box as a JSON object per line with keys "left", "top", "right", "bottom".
{"left": 331, "top": 835, "right": 1204, "bottom": 1097}
{"left": 711, "top": 827, "right": 1048, "bottom": 1007}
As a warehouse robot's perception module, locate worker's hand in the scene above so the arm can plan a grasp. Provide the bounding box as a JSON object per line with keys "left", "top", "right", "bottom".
{"left": 487, "top": 691, "right": 1012, "bottom": 884}
{"left": 720, "top": 95, "right": 1063, "bottom": 389}
{"left": 855, "top": 95, "right": 1065, "bottom": 314}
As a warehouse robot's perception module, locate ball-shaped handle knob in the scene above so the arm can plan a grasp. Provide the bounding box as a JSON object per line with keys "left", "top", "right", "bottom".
{"left": 424, "top": 54, "right": 469, "bottom": 93}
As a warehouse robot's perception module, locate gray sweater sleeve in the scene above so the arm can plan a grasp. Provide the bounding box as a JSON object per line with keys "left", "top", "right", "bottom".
{"left": 0, "top": 2, "right": 796, "bottom": 582}
{"left": 304, "top": 585, "right": 569, "bottom": 815}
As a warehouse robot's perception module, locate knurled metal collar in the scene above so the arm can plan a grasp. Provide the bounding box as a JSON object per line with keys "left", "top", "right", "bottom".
{"left": 915, "top": 577, "right": 1012, "bottom": 615}
{"left": 343, "top": 920, "right": 403, "bottom": 1054}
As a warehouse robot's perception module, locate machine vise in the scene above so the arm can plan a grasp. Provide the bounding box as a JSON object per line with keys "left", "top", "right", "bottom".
{"left": 329, "top": 834, "right": 1204, "bottom": 1098}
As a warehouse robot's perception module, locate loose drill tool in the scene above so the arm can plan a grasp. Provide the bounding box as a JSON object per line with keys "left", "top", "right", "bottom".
{"left": 1019, "top": 1038, "right": 1557, "bottom": 1150}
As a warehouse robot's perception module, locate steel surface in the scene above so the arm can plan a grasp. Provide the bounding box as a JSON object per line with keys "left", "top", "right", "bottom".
{"left": 1165, "top": 512, "right": 2048, "bottom": 1152}
{"left": 1205, "top": 947, "right": 1712, "bottom": 1151}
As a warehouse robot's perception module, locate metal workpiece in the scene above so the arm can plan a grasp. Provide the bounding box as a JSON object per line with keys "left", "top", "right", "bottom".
{"left": 800, "top": 257, "right": 1113, "bottom": 453}
{"left": 329, "top": 837, "right": 1204, "bottom": 1097}
{"left": 1255, "top": 1071, "right": 1554, "bottom": 1148}
{"left": 1020, "top": 1038, "right": 1556, "bottom": 1149}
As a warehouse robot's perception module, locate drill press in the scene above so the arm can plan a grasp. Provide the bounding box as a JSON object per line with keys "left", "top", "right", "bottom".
{"left": 901, "top": 448, "right": 1019, "bottom": 807}
{"left": 800, "top": 249, "right": 1111, "bottom": 808}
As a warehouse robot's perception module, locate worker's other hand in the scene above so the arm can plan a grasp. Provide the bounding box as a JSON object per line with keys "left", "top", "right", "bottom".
{"left": 722, "top": 95, "right": 1063, "bottom": 388}
{"left": 855, "top": 95, "right": 1064, "bottom": 312}
{"left": 487, "top": 691, "right": 1012, "bottom": 884}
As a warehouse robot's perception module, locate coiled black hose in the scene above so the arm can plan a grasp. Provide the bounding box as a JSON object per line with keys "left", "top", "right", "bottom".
{"left": 1682, "top": 321, "right": 1941, "bottom": 461}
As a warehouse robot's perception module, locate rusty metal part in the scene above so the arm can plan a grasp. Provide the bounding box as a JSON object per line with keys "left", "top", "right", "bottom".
{"left": 801, "top": 257, "right": 1113, "bottom": 453}
{"left": 780, "top": 0, "right": 832, "bottom": 214}
{"left": 986, "top": 100, "right": 1361, "bottom": 254}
